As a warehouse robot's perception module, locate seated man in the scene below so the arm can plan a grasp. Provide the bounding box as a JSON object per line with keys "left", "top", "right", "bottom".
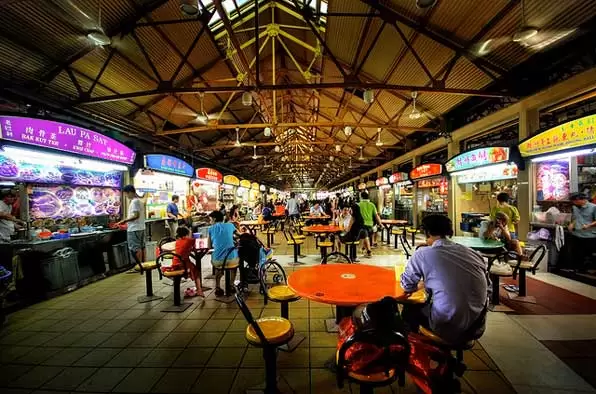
{"left": 400, "top": 215, "right": 490, "bottom": 345}
{"left": 486, "top": 212, "right": 523, "bottom": 256}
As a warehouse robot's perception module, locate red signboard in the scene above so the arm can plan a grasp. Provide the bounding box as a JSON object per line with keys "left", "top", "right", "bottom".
{"left": 389, "top": 172, "right": 408, "bottom": 184}
{"left": 195, "top": 167, "right": 222, "bottom": 183}
{"left": 375, "top": 177, "right": 388, "bottom": 187}
{"left": 409, "top": 163, "right": 443, "bottom": 181}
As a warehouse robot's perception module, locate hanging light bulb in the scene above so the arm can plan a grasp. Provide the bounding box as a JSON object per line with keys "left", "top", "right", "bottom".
{"left": 234, "top": 128, "right": 242, "bottom": 146}
{"left": 344, "top": 126, "right": 352, "bottom": 137}
{"left": 242, "top": 91, "right": 252, "bottom": 106}
{"left": 348, "top": 157, "right": 353, "bottom": 169}
{"left": 409, "top": 92, "right": 422, "bottom": 120}
{"left": 359, "top": 146, "right": 365, "bottom": 161}
{"left": 263, "top": 127, "right": 271, "bottom": 137}
{"left": 363, "top": 89, "right": 374, "bottom": 104}
{"left": 252, "top": 146, "right": 258, "bottom": 160}
{"left": 310, "top": 146, "right": 314, "bottom": 152}
{"left": 274, "top": 145, "right": 280, "bottom": 152}
{"left": 335, "top": 145, "right": 341, "bottom": 152}
{"left": 330, "top": 156, "right": 334, "bottom": 161}
{"left": 376, "top": 128, "right": 384, "bottom": 146}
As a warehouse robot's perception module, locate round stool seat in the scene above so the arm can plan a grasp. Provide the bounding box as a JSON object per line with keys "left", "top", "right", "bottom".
{"left": 287, "top": 240, "right": 304, "bottom": 246}
{"left": 318, "top": 241, "right": 334, "bottom": 247}
{"left": 134, "top": 261, "right": 158, "bottom": 271}
{"left": 162, "top": 269, "right": 185, "bottom": 278}
{"left": 406, "top": 228, "right": 417, "bottom": 233}
{"left": 245, "top": 317, "right": 294, "bottom": 347}
{"left": 343, "top": 241, "right": 358, "bottom": 245}
{"left": 419, "top": 326, "right": 474, "bottom": 349}
{"left": 293, "top": 234, "right": 306, "bottom": 240}
{"left": 348, "top": 368, "right": 396, "bottom": 384}
{"left": 268, "top": 285, "right": 300, "bottom": 302}
{"left": 391, "top": 229, "right": 401, "bottom": 235}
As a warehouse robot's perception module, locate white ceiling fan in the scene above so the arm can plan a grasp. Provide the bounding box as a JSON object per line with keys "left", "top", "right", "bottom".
{"left": 192, "top": 93, "right": 235, "bottom": 125}
{"left": 473, "top": 0, "right": 577, "bottom": 56}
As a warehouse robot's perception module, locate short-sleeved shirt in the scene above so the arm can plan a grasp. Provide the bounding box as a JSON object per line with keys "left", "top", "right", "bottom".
{"left": 286, "top": 198, "right": 299, "bottom": 215}
{"left": 358, "top": 199, "right": 377, "bottom": 227}
{"left": 0, "top": 200, "right": 15, "bottom": 241}
{"left": 127, "top": 198, "right": 145, "bottom": 232}
{"left": 208, "top": 222, "right": 238, "bottom": 263}
{"left": 310, "top": 206, "right": 324, "bottom": 216}
{"left": 572, "top": 202, "right": 596, "bottom": 238}
{"left": 490, "top": 204, "right": 519, "bottom": 233}
{"left": 167, "top": 202, "right": 180, "bottom": 222}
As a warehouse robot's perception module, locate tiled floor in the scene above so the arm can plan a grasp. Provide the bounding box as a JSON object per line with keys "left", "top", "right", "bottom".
{"left": 0, "top": 235, "right": 516, "bottom": 394}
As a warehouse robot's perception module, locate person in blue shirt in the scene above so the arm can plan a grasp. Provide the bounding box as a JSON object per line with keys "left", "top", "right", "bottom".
{"left": 208, "top": 210, "right": 240, "bottom": 296}
{"left": 166, "top": 195, "right": 183, "bottom": 237}
{"left": 401, "top": 215, "right": 489, "bottom": 345}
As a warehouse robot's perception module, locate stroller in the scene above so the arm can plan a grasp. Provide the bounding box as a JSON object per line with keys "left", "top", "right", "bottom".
{"left": 237, "top": 232, "right": 272, "bottom": 292}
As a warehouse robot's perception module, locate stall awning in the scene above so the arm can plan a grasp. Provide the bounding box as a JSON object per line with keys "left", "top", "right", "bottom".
{"left": 144, "top": 154, "right": 193, "bottom": 177}
{"left": 445, "top": 147, "right": 510, "bottom": 173}
{"left": 409, "top": 163, "right": 443, "bottom": 181}
{"left": 196, "top": 168, "right": 223, "bottom": 183}
{"left": 223, "top": 174, "right": 240, "bottom": 186}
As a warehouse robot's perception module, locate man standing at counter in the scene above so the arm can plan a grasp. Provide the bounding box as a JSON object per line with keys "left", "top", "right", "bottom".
{"left": 167, "top": 195, "right": 183, "bottom": 237}
{"left": 568, "top": 193, "right": 596, "bottom": 270}
{"left": 0, "top": 190, "right": 24, "bottom": 242}
{"left": 118, "top": 185, "right": 146, "bottom": 263}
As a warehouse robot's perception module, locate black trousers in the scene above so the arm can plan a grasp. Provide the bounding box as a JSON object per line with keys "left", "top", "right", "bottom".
{"left": 568, "top": 235, "right": 596, "bottom": 270}
{"left": 401, "top": 303, "right": 432, "bottom": 333}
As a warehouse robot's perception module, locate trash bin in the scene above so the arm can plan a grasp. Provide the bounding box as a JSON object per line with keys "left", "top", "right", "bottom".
{"left": 41, "top": 248, "right": 80, "bottom": 291}
{"left": 109, "top": 242, "right": 130, "bottom": 270}
{"left": 145, "top": 241, "right": 157, "bottom": 261}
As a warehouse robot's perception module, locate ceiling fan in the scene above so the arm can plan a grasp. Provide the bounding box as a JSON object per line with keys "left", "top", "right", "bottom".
{"left": 192, "top": 93, "right": 235, "bottom": 125}
{"left": 473, "top": 0, "right": 577, "bottom": 56}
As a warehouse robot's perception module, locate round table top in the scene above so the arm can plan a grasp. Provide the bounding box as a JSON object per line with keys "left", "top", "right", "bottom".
{"left": 302, "top": 225, "right": 342, "bottom": 233}
{"left": 288, "top": 264, "right": 427, "bottom": 307}
{"left": 161, "top": 241, "right": 176, "bottom": 252}
{"left": 450, "top": 236, "right": 504, "bottom": 250}
{"left": 381, "top": 220, "right": 408, "bottom": 225}
{"left": 239, "top": 220, "right": 269, "bottom": 226}
{"left": 303, "top": 215, "right": 330, "bottom": 220}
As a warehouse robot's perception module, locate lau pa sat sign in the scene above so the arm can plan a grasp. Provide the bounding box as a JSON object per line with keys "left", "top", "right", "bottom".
{"left": 0, "top": 116, "right": 135, "bottom": 165}
{"left": 144, "top": 154, "right": 193, "bottom": 177}
{"left": 519, "top": 113, "right": 596, "bottom": 158}
{"left": 445, "top": 147, "right": 510, "bottom": 173}
{"left": 410, "top": 163, "right": 443, "bottom": 181}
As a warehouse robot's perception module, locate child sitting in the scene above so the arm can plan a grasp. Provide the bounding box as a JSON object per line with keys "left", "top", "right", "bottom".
{"left": 486, "top": 212, "right": 524, "bottom": 256}
{"left": 168, "top": 226, "right": 205, "bottom": 298}
{"left": 208, "top": 210, "right": 240, "bottom": 296}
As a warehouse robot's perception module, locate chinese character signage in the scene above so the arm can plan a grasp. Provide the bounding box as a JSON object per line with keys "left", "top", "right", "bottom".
{"left": 251, "top": 182, "right": 260, "bottom": 191}
{"left": 519, "top": 113, "right": 596, "bottom": 158}
{"left": 456, "top": 163, "right": 518, "bottom": 184}
{"left": 389, "top": 172, "right": 408, "bottom": 184}
{"left": 375, "top": 177, "right": 388, "bottom": 187}
{"left": 196, "top": 168, "right": 223, "bottom": 183}
{"left": 239, "top": 179, "right": 252, "bottom": 188}
{"left": 409, "top": 163, "right": 443, "bottom": 181}
{"left": 223, "top": 174, "right": 240, "bottom": 186}
{"left": 417, "top": 178, "right": 444, "bottom": 189}
{"left": 144, "top": 154, "right": 193, "bottom": 177}
{"left": 0, "top": 116, "right": 135, "bottom": 165}
{"left": 445, "top": 147, "right": 510, "bottom": 173}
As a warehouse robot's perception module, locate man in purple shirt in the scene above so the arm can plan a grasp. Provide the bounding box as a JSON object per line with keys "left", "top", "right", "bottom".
{"left": 401, "top": 215, "right": 490, "bottom": 345}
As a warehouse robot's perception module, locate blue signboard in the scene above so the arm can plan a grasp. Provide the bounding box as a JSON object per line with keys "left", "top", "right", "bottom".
{"left": 144, "top": 154, "right": 194, "bottom": 177}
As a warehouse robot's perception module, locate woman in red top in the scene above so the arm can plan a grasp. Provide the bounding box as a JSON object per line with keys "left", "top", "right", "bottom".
{"left": 173, "top": 227, "right": 205, "bottom": 298}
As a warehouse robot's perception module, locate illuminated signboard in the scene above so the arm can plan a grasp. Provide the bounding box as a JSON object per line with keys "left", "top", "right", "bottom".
{"left": 365, "top": 180, "right": 376, "bottom": 188}
{"left": 455, "top": 163, "right": 518, "bottom": 184}
{"left": 144, "top": 154, "right": 193, "bottom": 177}
{"left": 223, "top": 174, "right": 240, "bottom": 186}
{"left": 445, "top": 147, "right": 510, "bottom": 173}
{"left": 251, "top": 182, "right": 260, "bottom": 190}
{"left": 357, "top": 182, "right": 367, "bottom": 190}
{"left": 519, "top": 113, "right": 596, "bottom": 158}
{"left": 389, "top": 172, "right": 408, "bottom": 184}
{"left": 409, "top": 163, "right": 443, "bottom": 181}
{"left": 375, "top": 177, "right": 388, "bottom": 187}
{"left": 195, "top": 168, "right": 222, "bottom": 183}
{"left": 0, "top": 116, "right": 135, "bottom": 165}
{"left": 239, "top": 179, "right": 251, "bottom": 188}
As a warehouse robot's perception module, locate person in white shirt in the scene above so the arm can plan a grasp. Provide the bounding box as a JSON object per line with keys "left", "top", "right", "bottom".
{"left": 310, "top": 202, "right": 325, "bottom": 217}
{"left": 0, "top": 190, "right": 23, "bottom": 242}
{"left": 117, "top": 185, "right": 146, "bottom": 263}
{"left": 286, "top": 192, "right": 300, "bottom": 220}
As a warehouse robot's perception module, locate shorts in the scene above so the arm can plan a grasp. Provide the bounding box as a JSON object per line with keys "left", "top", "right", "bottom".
{"left": 211, "top": 257, "right": 239, "bottom": 269}
{"left": 127, "top": 230, "right": 145, "bottom": 252}
{"left": 510, "top": 232, "right": 517, "bottom": 240}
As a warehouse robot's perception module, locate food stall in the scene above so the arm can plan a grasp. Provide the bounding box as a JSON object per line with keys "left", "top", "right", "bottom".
{"left": 390, "top": 172, "right": 413, "bottom": 223}
{"left": 376, "top": 177, "right": 393, "bottom": 219}
{"left": 133, "top": 154, "right": 194, "bottom": 240}
{"left": 445, "top": 147, "right": 520, "bottom": 235}
{"left": 410, "top": 163, "right": 448, "bottom": 224}
{"left": 237, "top": 179, "right": 252, "bottom": 207}
{"left": 0, "top": 115, "right": 135, "bottom": 300}
{"left": 222, "top": 174, "right": 240, "bottom": 209}
{"left": 518, "top": 113, "right": 596, "bottom": 275}
{"left": 191, "top": 168, "right": 222, "bottom": 213}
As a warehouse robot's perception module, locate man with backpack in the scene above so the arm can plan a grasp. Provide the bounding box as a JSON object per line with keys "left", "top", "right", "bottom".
{"left": 358, "top": 191, "right": 382, "bottom": 257}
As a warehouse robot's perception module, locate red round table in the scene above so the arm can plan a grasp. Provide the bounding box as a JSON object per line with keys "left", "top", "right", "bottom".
{"left": 380, "top": 219, "right": 409, "bottom": 245}
{"left": 302, "top": 225, "right": 342, "bottom": 261}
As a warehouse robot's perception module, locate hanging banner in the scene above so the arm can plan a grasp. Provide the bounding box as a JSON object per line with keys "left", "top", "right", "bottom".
{"left": 223, "top": 174, "right": 240, "bottom": 186}
{"left": 445, "top": 147, "right": 510, "bottom": 173}
{"left": 519, "top": 113, "right": 596, "bottom": 158}
{"left": 195, "top": 168, "right": 222, "bottom": 183}
{"left": 144, "top": 154, "right": 193, "bottom": 177}
{"left": 239, "top": 179, "right": 251, "bottom": 188}
{"left": 410, "top": 163, "right": 443, "bottom": 181}
{"left": 389, "top": 172, "right": 408, "bottom": 184}
{"left": 0, "top": 116, "right": 135, "bottom": 165}
{"left": 375, "top": 177, "right": 389, "bottom": 187}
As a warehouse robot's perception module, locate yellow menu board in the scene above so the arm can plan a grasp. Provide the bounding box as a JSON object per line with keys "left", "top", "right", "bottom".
{"left": 239, "top": 179, "right": 251, "bottom": 188}
{"left": 223, "top": 174, "right": 240, "bottom": 186}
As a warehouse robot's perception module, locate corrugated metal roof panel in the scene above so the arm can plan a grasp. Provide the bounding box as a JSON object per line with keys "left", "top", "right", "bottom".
{"left": 387, "top": 52, "right": 431, "bottom": 86}
{"left": 377, "top": 92, "right": 406, "bottom": 119}
{"left": 361, "top": 23, "right": 409, "bottom": 81}
{"left": 387, "top": 0, "right": 428, "bottom": 22}
{"left": 325, "top": 0, "right": 370, "bottom": 65}
{"left": 0, "top": 39, "right": 52, "bottom": 83}
{"left": 445, "top": 57, "right": 493, "bottom": 90}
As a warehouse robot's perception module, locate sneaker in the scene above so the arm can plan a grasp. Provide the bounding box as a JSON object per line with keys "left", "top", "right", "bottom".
{"left": 365, "top": 250, "right": 372, "bottom": 258}
{"left": 184, "top": 287, "right": 197, "bottom": 297}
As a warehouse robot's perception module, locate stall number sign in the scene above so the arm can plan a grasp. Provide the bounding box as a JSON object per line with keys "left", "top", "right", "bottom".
{"left": 375, "top": 177, "right": 388, "bottom": 186}
{"left": 410, "top": 163, "right": 443, "bottom": 180}
{"left": 445, "top": 147, "right": 510, "bottom": 173}
{"left": 144, "top": 154, "right": 193, "bottom": 177}
{"left": 0, "top": 116, "right": 135, "bottom": 165}
{"left": 519, "top": 113, "right": 596, "bottom": 157}
{"left": 196, "top": 168, "right": 223, "bottom": 183}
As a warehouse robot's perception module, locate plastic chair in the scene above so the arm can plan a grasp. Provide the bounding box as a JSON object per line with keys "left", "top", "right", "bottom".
{"left": 336, "top": 328, "right": 409, "bottom": 394}
{"left": 216, "top": 247, "right": 240, "bottom": 303}
{"left": 235, "top": 287, "right": 294, "bottom": 394}
{"left": 399, "top": 234, "right": 413, "bottom": 259}
{"left": 322, "top": 251, "right": 353, "bottom": 265}
{"left": 131, "top": 253, "right": 163, "bottom": 303}
{"left": 282, "top": 230, "right": 304, "bottom": 265}
{"left": 391, "top": 228, "right": 401, "bottom": 249}
{"left": 343, "top": 241, "right": 358, "bottom": 261}
{"left": 156, "top": 252, "right": 192, "bottom": 312}
{"left": 158, "top": 237, "right": 175, "bottom": 253}
{"left": 486, "top": 252, "right": 512, "bottom": 308}
{"left": 406, "top": 227, "right": 418, "bottom": 246}
{"left": 506, "top": 245, "right": 547, "bottom": 302}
